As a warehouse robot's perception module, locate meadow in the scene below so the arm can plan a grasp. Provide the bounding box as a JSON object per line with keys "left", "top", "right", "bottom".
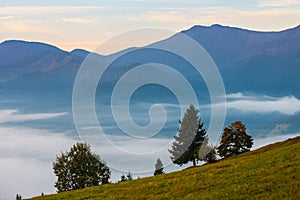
{"left": 30, "top": 136, "right": 300, "bottom": 200}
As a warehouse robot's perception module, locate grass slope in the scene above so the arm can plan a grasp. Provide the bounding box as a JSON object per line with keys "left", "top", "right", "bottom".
{"left": 30, "top": 136, "right": 300, "bottom": 200}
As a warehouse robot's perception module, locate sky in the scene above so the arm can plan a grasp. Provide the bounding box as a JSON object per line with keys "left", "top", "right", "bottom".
{"left": 0, "top": 0, "right": 300, "bottom": 52}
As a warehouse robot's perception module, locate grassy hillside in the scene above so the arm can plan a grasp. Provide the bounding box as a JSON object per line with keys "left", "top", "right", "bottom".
{"left": 30, "top": 136, "right": 300, "bottom": 200}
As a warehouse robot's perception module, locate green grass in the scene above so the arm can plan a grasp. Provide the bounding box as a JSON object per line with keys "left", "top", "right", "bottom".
{"left": 30, "top": 136, "right": 300, "bottom": 200}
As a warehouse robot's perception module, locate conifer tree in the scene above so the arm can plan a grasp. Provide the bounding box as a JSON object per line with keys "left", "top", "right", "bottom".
{"left": 169, "top": 104, "right": 207, "bottom": 166}
{"left": 154, "top": 158, "right": 165, "bottom": 175}
{"left": 126, "top": 171, "right": 133, "bottom": 180}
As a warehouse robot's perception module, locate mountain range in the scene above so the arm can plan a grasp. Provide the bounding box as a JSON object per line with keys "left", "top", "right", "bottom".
{"left": 1, "top": 24, "right": 300, "bottom": 137}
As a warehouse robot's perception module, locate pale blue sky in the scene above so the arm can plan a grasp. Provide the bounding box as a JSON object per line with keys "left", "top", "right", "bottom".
{"left": 0, "top": 0, "right": 299, "bottom": 51}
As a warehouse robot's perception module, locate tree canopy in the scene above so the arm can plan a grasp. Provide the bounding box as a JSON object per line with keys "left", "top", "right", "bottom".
{"left": 53, "top": 143, "right": 111, "bottom": 192}
{"left": 169, "top": 104, "right": 207, "bottom": 166}
{"left": 217, "top": 121, "right": 253, "bottom": 158}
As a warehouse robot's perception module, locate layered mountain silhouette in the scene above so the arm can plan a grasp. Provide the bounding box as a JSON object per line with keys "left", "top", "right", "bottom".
{"left": 1, "top": 24, "right": 300, "bottom": 136}
{"left": 1, "top": 24, "right": 300, "bottom": 97}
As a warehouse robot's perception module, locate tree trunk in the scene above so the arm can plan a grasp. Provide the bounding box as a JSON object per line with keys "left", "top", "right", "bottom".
{"left": 193, "top": 159, "right": 196, "bottom": 167}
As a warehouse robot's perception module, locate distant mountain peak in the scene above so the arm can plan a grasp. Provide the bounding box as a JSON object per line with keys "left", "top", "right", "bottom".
{"left": 185, "top": 24, "right": 300, "bottom": 34}
{"left": 0, "top": 39, "right": 64, "bottom": 52}
{"left": 70, "top": 48, "right": 90, "bottom": 58}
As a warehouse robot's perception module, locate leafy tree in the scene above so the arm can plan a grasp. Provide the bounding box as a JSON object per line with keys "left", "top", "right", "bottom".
{"left": 169, "top": 104, "right": 207, "bottom": 166}
{"left": 120, "top": 175, "right": 127, "bottom": 182}
{"left": 53, "top": 143, "right": 111, "bottom": 192}
{"left": 154, "top": 158, "right": 165, "bottom": 176}
{"left": 217, "top": 121, "right": 253, "bottom": 158}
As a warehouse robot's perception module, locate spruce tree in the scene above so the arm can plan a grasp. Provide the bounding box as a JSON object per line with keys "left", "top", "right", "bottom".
{"left": 154, "top": 158, "right": 165, "bottom": 176}
{"left": 126, "top": 171, "right": 133, "bottom": 180}
{"left": 16, "top": 194, "right": 22, "bottom": 200}
{"left": 169, "top": 104, "right": 207, "bottom": 166}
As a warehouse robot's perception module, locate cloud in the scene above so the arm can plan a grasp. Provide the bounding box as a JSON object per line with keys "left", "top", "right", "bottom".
{"left": 0, "top": 110, "right": 68, "bottom": 123}
{"left": 223, "top": 93, "right": 300, "bottom": 115}
{"left": 0, "top": 20, "right": 61, "bottom": 33}
{"left": 0, "top": 126, "right": 76, "bottom": 161}
{"left": 226, "top": 92, "right": 278, "bottom": 100}
{"left": 0, "top": 125, "right": 178, "bottom": 199}
{"left": 0, "top": 15, "right": 15, "bottom": 20}
{"left": 257, "top": 0, "right": 300, "bottom": 8}
{"left": 0, "top": 120, "right": 298, "bottom": 199}
{"left": 268, "top": 123, "right": 290, "bottom": 135}
{"left": 60, "top": 18, "right": 93, "bottom": 24}
{"left": 1, "top": 4, "right": 300, "bottom": 51}
{"left": 78, "top": 132, "right": 180, "bottom": 179}
{"left": 252, "top": 133, "right": 300, "bottom": 150}
{"left": 55, "top": 40, "right": 101, "bottom": 52}
{"left": 0, "top": 158, "right": 56, "bottom": 199}
{"left": 226, "top": 92, "right": 249, "bottom": 99}
{"left": 128, "top": 6, "right": 300, "bottom": 32}
{"left": 0, "top": 126, "right": 76, "bottom": 199}
{"left": 0, "top": 6, "right": 107, "bottom": 15}
{"left": 136, "top": 12, "right": 196, "bottom": 23}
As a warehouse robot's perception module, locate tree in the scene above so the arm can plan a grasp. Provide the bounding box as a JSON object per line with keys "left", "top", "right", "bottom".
{"left": 16, "top": 194, "right": 22, "bottom": 200}
{"left": 154, "top": 158, "right": 165, "bottom": 176}
{"left": 120, "top": 175, "right": 127, "bottom": 182}
{"left": 120, "top": 171, "right": 133, "bottom": 182}
{"left": 202, "top": 145, "right": 217, "bottom": 163}
{"left": 126, "top": 171, "right": 133, "bottom": 180}
{"left": 169, "top": 104, "right": 207, "bottom": 166}
{"left": 198, "top": 139, "right": 217, "bottom": 163}
{"left": 217, "top": 121, "right": 253, "bottom": 158}
{"left": 53, "top": 143, "right": 111, "bottom": 192}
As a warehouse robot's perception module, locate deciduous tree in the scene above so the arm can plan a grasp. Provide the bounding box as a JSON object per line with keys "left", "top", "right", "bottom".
{"left": 53, "top": 143, "right": 111, "bottom": 192}
{"left": 217, "top": 121, "right": 253, "bottom": 158}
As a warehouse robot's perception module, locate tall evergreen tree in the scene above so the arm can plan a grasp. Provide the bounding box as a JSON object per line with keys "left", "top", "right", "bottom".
{"left": 16, "top": 194, "right": 22, "bottom": 200}
{"left": 169, "top": 104, "right": 207, "bottom": 166}
{"left": 154, "top": 158, "right": 165, "bottom": 176}
{"left": 217, "top": 121, "right": 253, "bottom": 158}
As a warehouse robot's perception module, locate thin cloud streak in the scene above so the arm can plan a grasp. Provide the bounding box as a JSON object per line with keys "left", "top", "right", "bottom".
{"left": 60, "top": 18, "right": 93, "bottom": 24}
{"left": 220, "top": 93, "right": 300, "bottom": 115}
{"left": 0, "top": 20, "right": 61, "bottom": 33}
{"left": 257, "top": 0, "right": 300, "bottom": 8}
{"left": 0, "top": 110, "right": 68, "bottom": 123}
{"left": 0, "top": 6, "right": 108, "bottom": 15}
